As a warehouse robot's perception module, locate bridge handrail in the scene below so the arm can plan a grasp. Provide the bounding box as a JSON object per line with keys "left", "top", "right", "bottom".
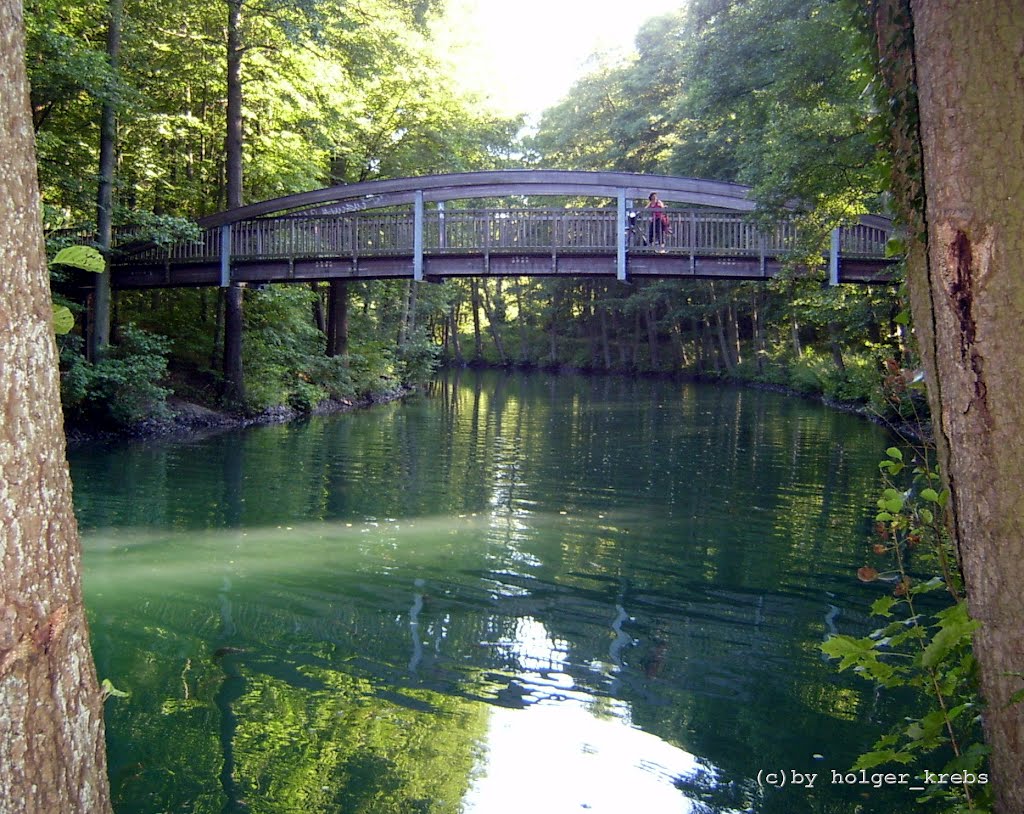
{"left": 117, "top": 207, "right": 892, "bottom": 266}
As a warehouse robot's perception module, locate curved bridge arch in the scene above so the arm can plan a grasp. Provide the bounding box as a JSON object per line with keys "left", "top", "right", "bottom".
{"left": 197, "top": 171, "right": 761, "bottom": 227}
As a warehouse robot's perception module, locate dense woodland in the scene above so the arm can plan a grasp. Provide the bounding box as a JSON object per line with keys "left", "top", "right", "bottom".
{"left": 30, "top": 0, "right": 911, "bottom": 428}
{"left": 12, "top": 0, "right": 1024, "bottom": 810}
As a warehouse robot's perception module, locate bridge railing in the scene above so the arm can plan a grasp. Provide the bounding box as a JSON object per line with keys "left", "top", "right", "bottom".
{"left": 117, "top": 207, "right": 892, "bottom": 266}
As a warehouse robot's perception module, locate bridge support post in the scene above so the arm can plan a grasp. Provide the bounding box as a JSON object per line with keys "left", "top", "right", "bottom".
{"left": 220, "top": 224, "right": 231, "bottom": 287}
{"left": 413, "top": 189, "right": 424, "bottom": 282}
{"left": 828, "top": 227, "right": 840, "bottom": 286}
{"left": 617, "top": 189, "right": 627, "bottom": 281}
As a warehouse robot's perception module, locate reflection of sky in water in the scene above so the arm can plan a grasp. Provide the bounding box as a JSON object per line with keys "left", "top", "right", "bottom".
{"left": 465, "top": 700, "right": 707, "bottom": 813}
{"left": 465, "top": 616, "right": 721, "bottom": 813}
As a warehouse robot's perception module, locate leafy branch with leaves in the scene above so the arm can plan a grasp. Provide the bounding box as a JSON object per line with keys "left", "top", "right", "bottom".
{"left": 822, "top": 390, "right": 991, "bottom": 811}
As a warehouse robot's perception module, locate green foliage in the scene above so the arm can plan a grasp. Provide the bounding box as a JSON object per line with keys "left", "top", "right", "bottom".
{"left": 51, "top": 244, "right": 104, "bottom": 274}
{"left": 52, "top": 304, "right": 75, "bottom": 335}
{"left": 397, "top": 327, "right": 441, "bottom": 386}
{"left": 61, "top": 325, "right": 172, "bottom": 428}
{"left": 49, "top": 245, "right": 104, "bottom": 334}
{"left": 822, "top": 444, "right": 990, "bottom": 812}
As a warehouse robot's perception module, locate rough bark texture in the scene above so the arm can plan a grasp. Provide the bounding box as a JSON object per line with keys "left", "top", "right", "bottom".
{"left": 879, "top": 2, "right": 1024, "bottom": 810}
{"left": 0, "top": 1, "right": 113, "bottom": 811}
{"left": 326, "top": 279, "right": 349, "bottom": 358}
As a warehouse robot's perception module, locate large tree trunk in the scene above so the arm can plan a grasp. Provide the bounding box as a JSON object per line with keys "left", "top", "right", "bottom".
{"left": 221, "top": 0, "right": 245, "bottom": 405}
{"left": 0, "top": 2, "right": 113, "bottom": 809}
{"left": 876, "top": 3, "right": 1024, "bottom": 810}
{"left": 470, "top": 279, "right": 483, "bottom": 362}
{"left": 326, "top": 279, "right": 348, "bottom": 358}
{"left": 89, "top": 0, "right": 122, "bottom": 362}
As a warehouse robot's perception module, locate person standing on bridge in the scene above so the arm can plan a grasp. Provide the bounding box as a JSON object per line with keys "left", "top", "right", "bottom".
{"left": 645, "top": 192, "right": 669, "bottom": 249}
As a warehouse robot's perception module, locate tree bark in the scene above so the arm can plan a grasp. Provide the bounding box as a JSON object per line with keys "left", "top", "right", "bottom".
{"left": 89, "top": 0, "right": 122, "bottom": 362}
{"left": 0, "top": 2, "right": 113, "bottom": 809}
{"left": 221, "top": 0, "right": 245, "bottom": 405}
{"left": 325, "top": 279, "right": 348, "bottom": 358}
{"left": 470, "top": 279, "right": 483, "bottom": 362}
{"left": 876, "top": 3, "right": 1024, "bottom": 809}
{"left": 311, "top": 282, "right": 325, "bottom": 335}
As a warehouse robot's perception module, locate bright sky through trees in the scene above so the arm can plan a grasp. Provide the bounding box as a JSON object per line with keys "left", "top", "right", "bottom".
{"left": 438, "top": 0, "right": 687, "bottom": 121}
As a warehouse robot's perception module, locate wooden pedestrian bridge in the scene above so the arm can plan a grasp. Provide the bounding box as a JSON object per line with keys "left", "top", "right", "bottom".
{"left": 108, "top": 171, "right": 898, "bottom": 289}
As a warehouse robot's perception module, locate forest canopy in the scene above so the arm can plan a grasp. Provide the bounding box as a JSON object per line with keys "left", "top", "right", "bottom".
{"left": 32, "top": 0, "right": 905, "bottom": 427}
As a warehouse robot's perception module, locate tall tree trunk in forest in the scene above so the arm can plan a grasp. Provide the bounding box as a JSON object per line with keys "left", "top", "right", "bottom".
{"left": 875, "top": 3, "right": 1024, "bottom": 810}
{"left": 515, "top": 283, "right": 529, "bottom": 363}
{"left": 221, "top": 0, "right": 245, "bottom": 405}
{"left": 549, "top": 288, "right": 561, "bottom": 366}
{"left": 727, "top": 300, "right": 742, "bottom": 365}
{"left": 210, "top": 287, "right": 224, "bottom": 371}
{"left": 0, "top": 3, "right": 113, "bottom": 808}
{"left": 827, "top": 322, "right": 846, "bottom": 373}
{"left": 397, "top": 280, "right": 412, "bottom": 348}
{"left": 714, "top": 311, "right": 734, "bottom": 372}
{"left": 311, "top": 283, "right": 325, "bottom": 334}
{"left": 89, "top": 0, "right": 122, "bottom": 362}
{"left": 752, "top": 289, "right": 766, "bottom": 375}
{"left": 470, "top": 279, "right": 483, "bottom": 362}
{"left": 449, "top": 303, "right": 463, "bottom": 365}
{"left": 326, "top": 279, "right": 348, "bottom": 358}
{"left": 407, "top": 281, "right": 418, "bottom": 339}
{"left": 480, "top": 282, "right": 507, "bottom": 365}
{"left": 709, "top": 282, "right": 735, "bottom": 372}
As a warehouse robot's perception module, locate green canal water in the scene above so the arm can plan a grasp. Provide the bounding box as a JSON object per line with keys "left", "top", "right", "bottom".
{"left": 69, "top": 371, "right": 912, "bottom": 813}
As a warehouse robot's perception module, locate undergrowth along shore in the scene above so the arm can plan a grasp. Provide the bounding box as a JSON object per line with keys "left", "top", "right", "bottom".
{"left": 62, "top": 361, "right": 930, "bottom": 449}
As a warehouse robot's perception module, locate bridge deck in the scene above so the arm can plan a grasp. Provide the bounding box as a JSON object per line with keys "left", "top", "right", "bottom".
{"left": 111, "top": 207, "right": 896, "bottom": 288}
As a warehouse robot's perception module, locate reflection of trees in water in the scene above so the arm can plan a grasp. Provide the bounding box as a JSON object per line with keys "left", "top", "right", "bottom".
{"left": 84, "top": 372, "right": 899, "bottom": 812}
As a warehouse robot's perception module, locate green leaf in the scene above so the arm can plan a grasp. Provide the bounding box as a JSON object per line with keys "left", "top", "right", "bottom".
{"left": 918, "top": 508, "right": 934, "bottom": 524}
{"left": 852, "top": 748, "right": 914, "bottom": 770}
{"left": 885, "top": 237, "right": 907, "bottom": 258}
{"left": 905, "top": 709, "right": 949, "bottom": 744}
{"left": 886, "top": 447, "right": 904, "bottom": 461}
{"left": 870, "top": 595, "right": 898, "bottom": 617}
{"left": 921, "top": 602, "right": 980, "bottom": 669}
{"left": 52, "top": 304, "right": 75, "bottom": 335}
{"left": 881, "top": 496, "right": 904, "bottom": 513}
{"left": 875, "top": 511, "right": 894, "bottom": 522}
{"left": 920, "top": 488, "right": 940, "bottom": 503}
{"left": 101, "top": 678, "right": 130, "bottom": 699}
{"left": 51, "top": 245, "right": 105, "bottom": 274}
{"left": 821, "top": 635, "right": 880, "bottom": 671}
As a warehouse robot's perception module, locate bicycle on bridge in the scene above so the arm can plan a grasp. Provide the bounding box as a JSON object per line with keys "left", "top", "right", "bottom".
{"left": 626, "top": 210, "right": 648, "bottom": 247}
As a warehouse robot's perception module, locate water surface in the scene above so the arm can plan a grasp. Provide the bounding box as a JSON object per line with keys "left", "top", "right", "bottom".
{"left": 71, "top": 372, "right": 908, "bottom": 813}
